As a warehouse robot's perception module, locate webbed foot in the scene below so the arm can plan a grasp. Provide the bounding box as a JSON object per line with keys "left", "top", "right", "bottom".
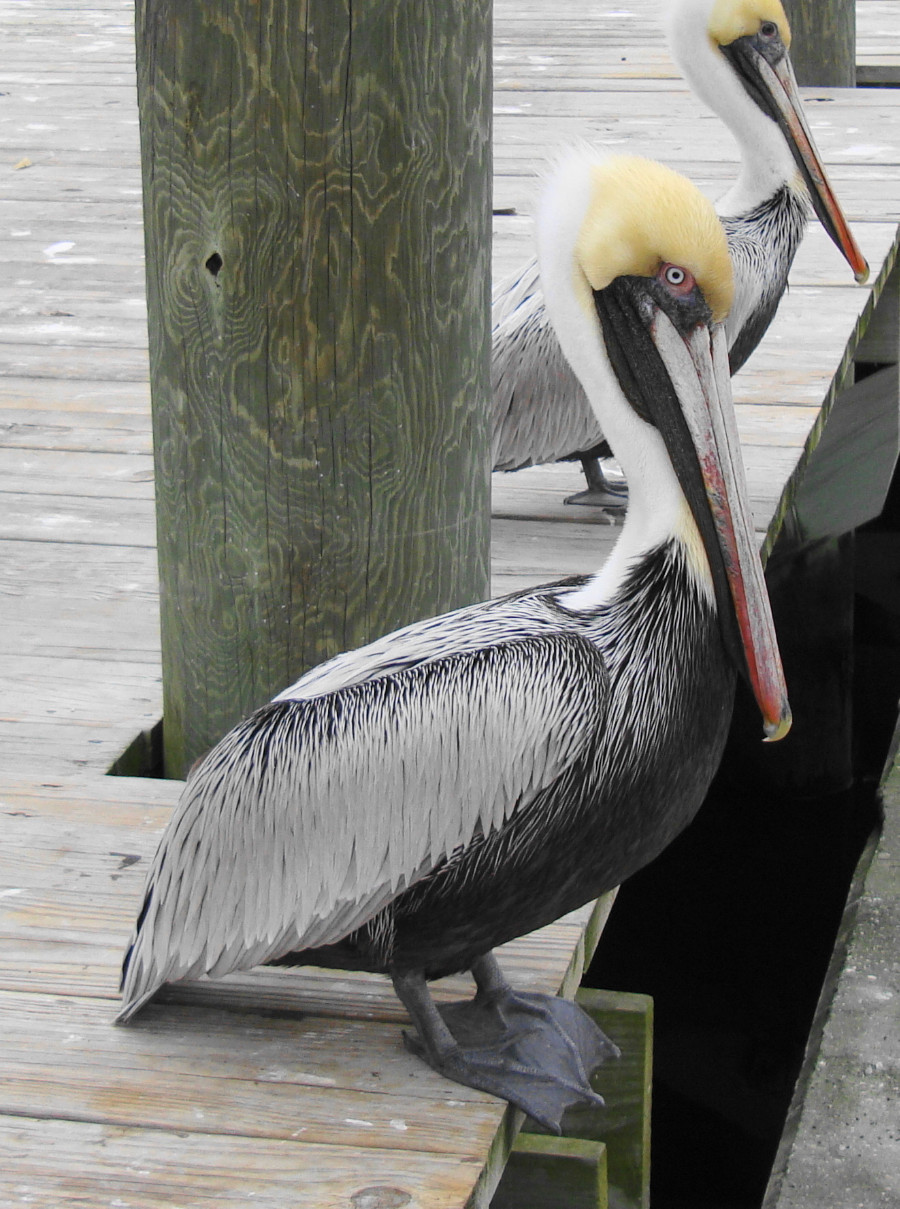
{"left": 392, "top": 956, "right": 619, "bottom": 1133}
{"left": 565, "top": 456, "right": 628, "bottom": 510}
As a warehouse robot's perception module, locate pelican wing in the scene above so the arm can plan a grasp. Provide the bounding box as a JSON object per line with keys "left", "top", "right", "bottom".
{"left": 118, "top": 632, "right": 609, "bottom": 1019}
{"left": 492, "top": 258, "right": 605, "bottom": 469}
{"left": 492, "top": 256, "right": 544, "bottom": 328}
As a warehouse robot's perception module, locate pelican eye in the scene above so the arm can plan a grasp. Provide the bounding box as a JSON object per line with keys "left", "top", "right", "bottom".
{"left": 659, "top": 263, "right": 696, "bottom": 297}
{"left": 760, "top": 20, "right": 778, "bottom": 38}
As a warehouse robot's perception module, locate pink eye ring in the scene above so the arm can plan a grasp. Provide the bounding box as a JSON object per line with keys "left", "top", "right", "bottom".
{"left": 659, "top": 263, "right": 695, "bottom": 295}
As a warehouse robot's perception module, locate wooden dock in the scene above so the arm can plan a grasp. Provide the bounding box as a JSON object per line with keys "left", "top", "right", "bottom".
{"left": 1, "top": 0, "right": 898, "bottom": 1205}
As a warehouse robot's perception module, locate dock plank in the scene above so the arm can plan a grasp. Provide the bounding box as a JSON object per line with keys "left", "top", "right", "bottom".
{"left": 0, "top": 1117, "right": 481, "bottom": 1209}
{"left": 0, "top": 992, "right": 507, "bottom": 1154}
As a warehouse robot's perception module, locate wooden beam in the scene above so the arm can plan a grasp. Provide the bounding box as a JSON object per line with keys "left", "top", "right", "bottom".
{"left": 782, "top": 0, "right": 855, "bottom": 86}
{"left": 857, "top": 262, "right": 900, "bottom": 367}
{"left": 135, "top": 0, "right": 493, "bottom": 775}
{"left": 793, "top": 367, "right": 899, "bottom": 540}
{"left": 521, "top": 990, "right": 653, "bottom": 1209}
{"left": 491, "top": 1134, "right": 609, "bottom": 1209}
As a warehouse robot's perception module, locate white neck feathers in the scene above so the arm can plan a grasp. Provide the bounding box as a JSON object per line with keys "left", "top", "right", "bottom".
{"left": 536, "top": 152, "right": 713, "bottom": 613}
{"left": 665, "top": 3, "right": 796, "bottom": 216}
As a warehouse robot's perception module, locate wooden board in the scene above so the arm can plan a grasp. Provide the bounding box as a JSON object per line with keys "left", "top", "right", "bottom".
{"left": 0, "top": 1116, "right": 486, "bottom": 1209}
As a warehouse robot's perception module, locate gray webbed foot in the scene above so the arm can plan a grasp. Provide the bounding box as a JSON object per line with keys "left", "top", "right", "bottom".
{"left": 392, "top": 956, "right": 619, "bottom": 1133}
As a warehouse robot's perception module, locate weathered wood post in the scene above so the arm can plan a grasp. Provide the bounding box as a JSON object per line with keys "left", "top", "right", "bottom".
{"left": 135, "top": 1, "right": 492, "bottom": 777}
{"left": 782, "top": 0, "right": 856, "bottom": 86}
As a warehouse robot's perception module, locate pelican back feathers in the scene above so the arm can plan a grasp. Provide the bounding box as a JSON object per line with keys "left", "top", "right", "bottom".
{"left": 118, "top": 602, "right": 610, "bottom": 1021}
{"left": 491, "top": 261, "right": 602, "bottom": 470}
{"left": 305, "top": 542, "right": 735, "bottom": 979}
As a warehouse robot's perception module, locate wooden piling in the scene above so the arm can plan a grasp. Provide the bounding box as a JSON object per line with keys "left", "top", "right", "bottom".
{"left": 135, "top": 0, "right": 492, "bottom": 776}
{"left": 783, "top": 0, "right": 856, "bottom": 86}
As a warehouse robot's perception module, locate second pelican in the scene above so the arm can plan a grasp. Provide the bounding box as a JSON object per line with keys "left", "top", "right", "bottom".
{"left": 492, "top": 0, "right": 868, "bottom": 504}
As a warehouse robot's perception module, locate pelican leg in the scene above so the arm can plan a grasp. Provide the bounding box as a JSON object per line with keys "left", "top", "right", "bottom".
{"left": 392, "top": 957, "right": 617, "bottom": 1134}
{"left": 565, "top": 456, "right": 629, "bottom": 510}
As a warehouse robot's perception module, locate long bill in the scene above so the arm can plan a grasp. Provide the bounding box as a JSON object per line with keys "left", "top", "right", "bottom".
{"left": 652, "top": 314, "right": 792, "bottom": 741}
{"left": 728, "top": 42, "right": 869, "bottom": 284}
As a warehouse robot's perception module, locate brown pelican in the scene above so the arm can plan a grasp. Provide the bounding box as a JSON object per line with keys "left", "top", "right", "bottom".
{"left": 492, "top": 0, "right": 869, "bottom": 505}
{"left": 117, "top": 151, "right": 791, "bottom": 1133}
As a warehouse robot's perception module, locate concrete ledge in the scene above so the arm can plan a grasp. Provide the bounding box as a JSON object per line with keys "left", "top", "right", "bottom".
{"left": 765, "top": 747, "right": 900, "bottom": 1208}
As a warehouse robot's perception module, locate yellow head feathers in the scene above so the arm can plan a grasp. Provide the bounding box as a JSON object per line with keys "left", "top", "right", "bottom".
{"left": 708, "top": 0, "right": 791, "bottom": 50}
{"left": 574, "top": 156, "right": 734, "bottom": 324}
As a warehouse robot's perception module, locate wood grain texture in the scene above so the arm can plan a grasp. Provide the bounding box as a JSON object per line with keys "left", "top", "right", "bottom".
{"left": 0, "top": 1116, "right": 480, "bottom": 1209}
{"left": 136, "top": 0, "right": 493, "bottom": 773}
{"left": 783, "top": 0, "right": 856, "bottom": 86}
{"left": 0, "top": 991, "right": 507, "bottom": 1157}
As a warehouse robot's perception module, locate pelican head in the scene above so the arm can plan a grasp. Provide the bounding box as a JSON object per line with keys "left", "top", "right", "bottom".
{"left": 538, "top": 150, "right": 791, "bottom": 741}
{"left": 667, "top": 0, "right": 869, "bottom": 283}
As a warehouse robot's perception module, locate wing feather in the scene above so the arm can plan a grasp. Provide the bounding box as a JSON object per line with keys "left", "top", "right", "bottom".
{"left": 492, "top": 257, "right": 605, "bottom": 470}
{"left": 118, "top": 633, "right": 608, "bottom": 1019}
